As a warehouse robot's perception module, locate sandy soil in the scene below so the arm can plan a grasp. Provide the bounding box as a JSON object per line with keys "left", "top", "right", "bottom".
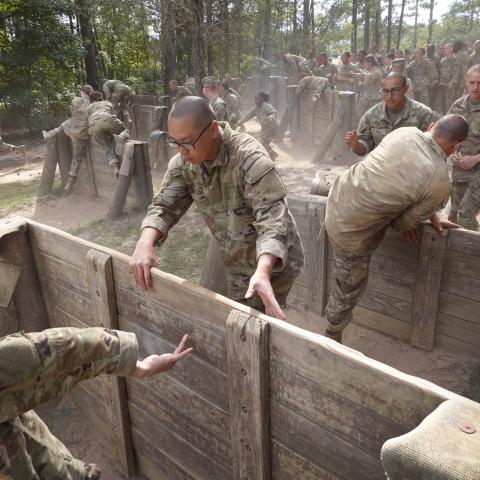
{"left": 1, "top": 125, "right": 479, "bottom": 477}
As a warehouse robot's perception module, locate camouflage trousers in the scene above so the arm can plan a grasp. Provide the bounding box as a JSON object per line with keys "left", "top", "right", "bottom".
{"left": 414, "top": 86, "right": 431, "bottom": 108}
{"left": 0, "top": 410, "right": 99, "bottom": 480}
{"left": 436, "top": 85, "right": 458, "bottom": 114}
{"left": 449, "top": 178, "right": 480, "bottom": 231}
{"left": 324, "top": 246, "right": 371, "bottom": 333}
{"left": 68, "top": 138, "right": 89, "bottom": 179}
{"left": 88, "top": 116, "right": 125, "bottom": 167}
{"left": 260, "top": 123, "right": 279, "bottom": 158}
{"left": 234, "top": 269, "right": 298, "bottom": 313}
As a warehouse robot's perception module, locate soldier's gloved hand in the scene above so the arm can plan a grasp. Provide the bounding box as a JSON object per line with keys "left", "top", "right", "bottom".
{"left": 131, "top": 334, "right": 193, "bottom": 379}
{"left": 130, "top": 228, "right": 160, "bottom": 289}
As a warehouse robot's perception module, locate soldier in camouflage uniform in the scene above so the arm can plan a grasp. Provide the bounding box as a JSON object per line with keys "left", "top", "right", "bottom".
{"left": 345, "top": 72, "right": 438, "bottom": 156}
{"left": 348, "top": 54, "right": 384, "bottom": 118}
{"left": 454, "top": 41, "right": 469, "bottom": 100}
{"left": 222, "top": 73, "right": 242, "bottom": 93}
{"left": 184, "top": 77, "right": 198, "bottom": 96}
{"left": 391, "top": 59, "right": 415, "bottom": 99}
{"left": 202, "top": 77, "right": 227, "bottom": 121}
{"left": 437, "top": 43, "right": 461, "bottom": 114}
{"left": 102, "top": 80, "right": 132, "bottom": 127}
{"left": 407, "top": 48, "right": 438, "bottom": 107}
{"left": 447, "top": 65, "right": 480, "bottom": 231}
{"left": 169, "top": 79, "right": 193, "bottom": 103}
{"left": 279, "top": 52, "right": 309, "bottom": 75}
{"left": 87, "top": 91, "right": 129, "bottom": 181}
{"left": 313, "top": 52, "right": 338, "bottom": 88}
{"left": 253, "top": 57, "right": 273, "bottom": 77}
{"left": 335, "top": 52, "right": 359, "bottom": 92}
{"left": 238, "top": 92, "right": 280, "bottom": 159}
{"left": 295, "top": 72, "right": 329, "bottom": 100}
{"left": 218, "top": 83, "right": 241, "bottom": 128}
{"left": 42, "top": 85, "right": 93, "bottom": 194}
{"left": 325, "top": 116, "right": 468, "bottom": 343}
{"left": 0, "top": 326, "right": 192, "bottom": 479}
{"left": 131, "top": 97, "right": 304, "bottom": 319}
{"left": 469, "top": 40, "right": 480, "bottom": 67}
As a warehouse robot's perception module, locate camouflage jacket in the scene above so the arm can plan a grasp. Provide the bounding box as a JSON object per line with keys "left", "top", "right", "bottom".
{"left": 87, "top": 100, "right": 115, "bottom": 124}
{"left": 457, "top": 49, "right": 470, "bottom": 80}
{"left": 295, "top": 76, "right": 329, "bottom": 96}
{"left": 141, "top": 122, "right": 304, "bottom": 299}
{"left": 283, "top": 54, "right": 308, "bottom": 74}
{"left": 448, "top": 94, "right": 480, "bottom": 181}
{"left": 223, "top": 93, "right": 241, "bottom": 118}
{"left": 357, "top": 97, "right": 438, "bottom": 154}
{"left": 326, "top": 128, "right": 450, "bottom": 255}
{"left": 469, "top": 52, "right": 480, "bottom": 67}
{"left": 407, "top": 57, "right": 438, "bottom": 88}
{"left": 103, "top": 80, "right": 132, "bottom": 99}
{"left": 427, "top": 54, "right": 441, "bottom": 70}
{"left": 174, "top": 85, "right": 193, "bottom": 100}
{"left": 63, "top": 96, "right": 90, "bottom": 140}
{"left": 335, "top": 63, "right": 359, "bottom": 91}
{"left": 0, "top": 327, "right": 138, "bottom": 480}
{"left": 210, "top": 96, "right": 227, "bottom": 121}
{"left": 240, "top": 102, "right": 278, "bottom": 130}
{"left": 354, "top": 66, "right": 384, "bottom": 100}
{"left": 314, "top": 63, "right": 338, "bottom": 78}
{"left": 438, "top": 56, "right": 461, "bottom": 86}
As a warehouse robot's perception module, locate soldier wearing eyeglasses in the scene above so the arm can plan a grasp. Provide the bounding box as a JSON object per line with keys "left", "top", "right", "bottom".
{"left": 130, "top": 97, "right": 304, "bottom": 320}
{"left": 345, "top": 72, "right": 438, "bottom": 156}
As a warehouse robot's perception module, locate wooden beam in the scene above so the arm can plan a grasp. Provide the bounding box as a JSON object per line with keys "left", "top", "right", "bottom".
{"left": 199, "top": 236, "right": 227, "bottom": 295}
{"left": 226, "top": 310, "right": 270, "bottom": 480}
{"left": 86, "top": 249, "right": 136, "bottom": 478}
{"left": 411, "top": 225, "right": 447, "bottom": 351}
{"left": 38, "top": 136, "right": 58, "bottom": 197}
{"left": 307, "top": 202, "right": 328, "bottom": 314}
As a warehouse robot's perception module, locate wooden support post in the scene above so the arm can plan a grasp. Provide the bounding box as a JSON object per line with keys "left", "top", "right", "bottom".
{"left": 411, "top": 225, "right": 447, "bottom": 351}
{"left": 38, "top": 137, "right": 58, "bottom": 197}
{"left": 132, "top": 143, "right": 150, "bottom": 210}
{"left": 226, "top": 310, "right": 270, "bottom": 480}
{"left": 85, "top": 146, "right": 98, "bottom": 197}
{"left": 200, "top": 236, "right": 227, "bottom": 295}
{"left": 307, "top": 203, "right": 328, "bottom": 314}
{"left": 86, "top": 249, "right": 136, "bottom": 477}
{"left": 0, "top": 219, "right": 49, "bottom": 333}
{"left": 56, "top": 131, "right": 72, "bottom": 187}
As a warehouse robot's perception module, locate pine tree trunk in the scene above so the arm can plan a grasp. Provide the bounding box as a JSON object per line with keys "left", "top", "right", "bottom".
{"left": 162, "top": 0, "right": 177, "bottom": 90}
{"left": 234, "top": 0, "right": 243, "bottom": 74}
{"left": 262, "top": 0, "right": 272, "bottom": 59}
{"left": 396, "top": 0, "right": 406, "bottom": 50}
{"left": 302, "top": 0, "right": 311, "bottom": 54}
{"left": 374, "top": 0, "right": 381, "bottom": 52}
{"left": 387, "top": 0, "right": 393, "bottom": 51}
{"left": 206, "top": 0, "right": 213, "bottom": 75}
{"left": 192, "top": 0, "right": 205, "bottom": 92}
{"left": 352, "top": 0, "right": 358, "bottom": 54}
{"left": 222, "top": 0, "right": 230, "bottom": 73}
{"left": 75, "top": 0, "right": 99, "bottom": 88}
{"left": 364, "top": 0, "right": 370, "bottom": 51}
{"left": 427, "top": 0, "right": 434, "bottom": 44}
{"left": 413, "top": 0, "right": 419, "bottom": 49}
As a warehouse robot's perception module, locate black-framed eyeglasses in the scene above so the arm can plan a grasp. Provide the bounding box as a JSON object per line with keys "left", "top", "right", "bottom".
{"left": 166, "top": 122, "right": 212, "bottom": 150}
{"left": 380, "top": 87, "right": 403, "bottom": 96}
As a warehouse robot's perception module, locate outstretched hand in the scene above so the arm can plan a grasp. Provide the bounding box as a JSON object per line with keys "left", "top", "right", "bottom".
{"left": 430, "top": 212, "right": 461, "bottom": 237}
{"left": 245, "top": 271, "right": 286, "bottom": 320}
{"left": 131, "top": 334, "right": 193, "bottom": 379}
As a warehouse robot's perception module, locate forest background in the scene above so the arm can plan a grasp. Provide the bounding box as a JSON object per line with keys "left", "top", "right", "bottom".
{"left": 1, "top": 0, "right": 479, "bottom": 131}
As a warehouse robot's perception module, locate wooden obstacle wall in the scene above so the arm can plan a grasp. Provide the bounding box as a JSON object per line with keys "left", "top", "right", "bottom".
{"left": 0, "top": 217, "right": 462, "bottom": 480}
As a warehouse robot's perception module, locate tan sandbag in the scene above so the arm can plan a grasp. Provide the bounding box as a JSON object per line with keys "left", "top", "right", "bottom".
{"left": 381, "top": 398, "right": 480, "bottom": 480}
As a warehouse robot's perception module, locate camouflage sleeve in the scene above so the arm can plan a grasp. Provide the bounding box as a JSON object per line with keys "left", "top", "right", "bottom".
{"left": 356, "top": 112, "right": 376, "bottom": 154}
{"left": 0, "top": 327, "right": 138, "bottom": 423}
{"left": 141, "top": 155, "right": 193, "bottom": 238}
{"left": 452, "top": 60, "right": 461, "bottom": 85}
{"left": 102, "top": 82, "right": 111, "bottom": 100}
{"left": 428, "top": 61, "right": 438, "bottom": 84}
{"left": 243, "top": 153, "right": 289, "bottom": 271}
{"left": 390, "top": 179, "right": 451, "bottom": 232}
{"left": 418, "top": 107, "right": 439, "bottom": 131}
{"left": 240, "top": 106, "right": 257, "bottom": 124}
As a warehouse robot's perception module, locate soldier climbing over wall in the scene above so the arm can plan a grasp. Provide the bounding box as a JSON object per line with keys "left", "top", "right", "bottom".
{"left": 238, "top": 91, "right": 280, "bottom": 159}
{"left": 130, "top": 96, "right": 304, "bottom": 319}
{"left": 42, "top": 84, "right": 93, "bottom": 195}
{"left": 0, "top": 326, "right": 192, "bottom": 479}
{"left": 278, "top": 51, "right": 309, "bottom": 75}
{"left": 87, "top": 91, "right": 129, "bottom": 180}
{"left": 169, "top": 79, "right": 193, "bottom": 103}
{"left": 324, "top": 115, "right": 468, "bottom": 343}
{"left": 102, "top": 79, "right": 132, "bottom": 128}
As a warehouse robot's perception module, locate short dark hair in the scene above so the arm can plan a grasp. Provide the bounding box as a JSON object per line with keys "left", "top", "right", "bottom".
{"left": 257, "top": 91, "right": 270, "bottom": 102}
{"left": 386, "top": 52, "right": 395, "bottom": 60}
{"left": 342, "top": 51, "right": 352, "bottom": 58}
{"left": 433, "top": 114, "right": 469, "bottom": 143}
{"left": 416, "top": 47, "right": 425, "bottom": 55}
{"left": 358, "top": 50, "right": 367, "bottom": 56}
{"left": 169, "top": 96, "right": 216, "bottom": 127}
{"left": 81, "top": 84, "right": 94, "bottom": 95}
{"left": 89, "top": 91, "right": 103, "bottom": 102}
{"left": 453, "top": 40, "right": 464, "bottom": 53}
{"left": 220, "top": 82, "right": 231, "bottom": 91}
{"left": 383, "top": 72, "right": 407, "bottom": 87}
{"left": 365, "top": 54, "right": 377, "bottom": 66}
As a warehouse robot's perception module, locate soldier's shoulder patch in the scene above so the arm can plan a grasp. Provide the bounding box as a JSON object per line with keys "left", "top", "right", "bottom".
{"left": 243, "top": 153, "right": 275, "bottom": 184}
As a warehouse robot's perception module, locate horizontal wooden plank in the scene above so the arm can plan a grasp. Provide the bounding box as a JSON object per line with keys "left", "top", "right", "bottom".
{"left": 129, "top": 402, "right": 231, "bottom": 480}
{"left": 437, "top": 292, "right": 480, "bottom": 325}
{"left": 271, "top": 440, "right": 339, "bottom": 480}
{"left": 131, "top": 428, "right": 196, "bottom": 480}
{"left": 443, "top": 250, "right": 480, "bottom": 280}
{"left": 271, "top": 401, "right": 386, "bottom": 480}
{"left": 128, "top": 380, "right": 232, "bottom": 468}
{"left": 270, "top": 359, "right": 407, "bottom": 456}
{"left": 441, "top": 271, "right": 480, "bottom": 303}
{"left": 447, "top": 229, "right": 480, "bottom": 256}
{"left": 32, "top": 249, "right": 89, "bottom": 295}
{"left": 268, "top": 319, "right": 453, "bottom": 429}
{"left": 435, "top": 332, "right": 480, "bottom": 356}
{"left": 436, "top": 313, "right": 480, "bottom": 347}
{"left": 120, "top": 316, "right": 229, "bottom": 410}
{"left": 115, "top": 285, "right": 227, "bottom": 371}
{"left": 38, "top": 274, "right": 94, "bottom": 325}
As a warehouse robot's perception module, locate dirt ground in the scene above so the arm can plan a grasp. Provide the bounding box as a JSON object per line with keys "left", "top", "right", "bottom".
{"left": 1, "top": 126, "right": 479, "bottom": 478}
